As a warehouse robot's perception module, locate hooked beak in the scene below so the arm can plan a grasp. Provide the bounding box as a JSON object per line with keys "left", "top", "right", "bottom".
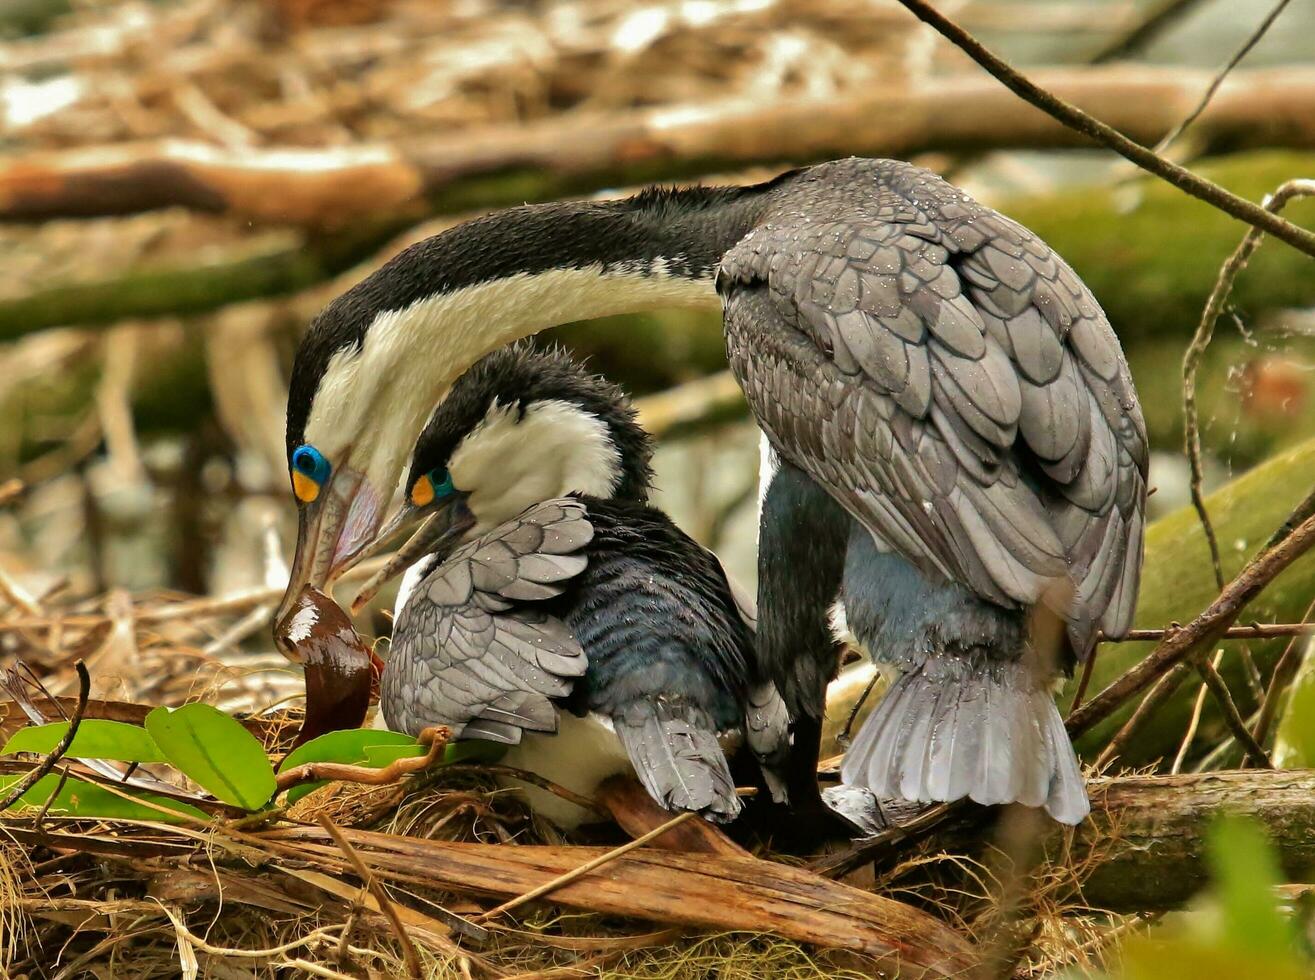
{"left": 273, "top": 465, "right": 384, "bottom": 654}
{"left": 349, "top": 496, "right": 475, "bottom": 615}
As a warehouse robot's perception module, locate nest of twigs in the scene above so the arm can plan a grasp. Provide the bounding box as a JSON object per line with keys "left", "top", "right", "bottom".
{"left": 0, "top": 581, "right": 1131, "bottom": 979}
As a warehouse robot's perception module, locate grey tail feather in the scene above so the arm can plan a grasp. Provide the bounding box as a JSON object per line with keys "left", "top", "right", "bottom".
{"left": 459, "top": 718, "right": 525, "bottom": 745}
{"left": 613, "top": 698, "right": 742, "bottom": 824}
{"left": 745, "top": 680, "right": 791, "bottom": 804}
{"left": 839, "top": 665, "right": 1090, "bottom": 825}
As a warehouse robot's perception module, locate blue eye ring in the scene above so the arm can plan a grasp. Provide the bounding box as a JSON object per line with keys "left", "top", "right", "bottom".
{"left": 290, "top": 445, "right": 331, "bottom": 502}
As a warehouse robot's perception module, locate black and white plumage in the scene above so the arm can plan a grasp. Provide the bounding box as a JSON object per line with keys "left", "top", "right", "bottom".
{"left": 370, "top": 346, "right": 782, "bottom": 823}
{"left": 282, "top": 157, "right": 1147, "bottom": 827}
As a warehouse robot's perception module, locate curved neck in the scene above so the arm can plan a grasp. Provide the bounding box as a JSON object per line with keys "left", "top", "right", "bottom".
{"left": 367, "top": 188, "right": 770, "bottom": 376}
{"left": 294, "top": 184, "right": 777, "bottom": 505}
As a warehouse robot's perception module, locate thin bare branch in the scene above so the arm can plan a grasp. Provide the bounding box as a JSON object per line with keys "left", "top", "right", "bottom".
{"left": 1103, "top": 623, "right": 1315, "bottom": 643}
{"left": 1248, "top": 597, "right": 1315, "bottom": 762}
{"left": 1183, "top": 179, "right": 1315, "bottom": 591}
{"left": 1089, "top": 0, "right": 1208, "bottom": 64}
{"left": 1068, "top": 511, "right": 1315, "bottom": 739}
{"left": 318, "top": 815, "right": 423, "bottom": 980}
{"left": 1152, "top": 0, "right": 1293, "bottom": 156}
{"left": 1094, "top": 662, "right": 1192, "bottom": 769}
{"left": 0, "top": 660, "right": 89, "bottom": 813}
{"left": 889, "top": 0, "right": 1315, "bottom": 258}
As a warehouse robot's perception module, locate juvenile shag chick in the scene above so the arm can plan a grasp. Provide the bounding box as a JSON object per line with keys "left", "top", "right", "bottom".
{"left": 356, "top": 345, "right": 787, "bottom": 824}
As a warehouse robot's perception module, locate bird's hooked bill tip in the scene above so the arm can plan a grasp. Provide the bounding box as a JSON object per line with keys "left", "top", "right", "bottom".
{"left": 349, "top": 505, "right": 472, "bottom": 614}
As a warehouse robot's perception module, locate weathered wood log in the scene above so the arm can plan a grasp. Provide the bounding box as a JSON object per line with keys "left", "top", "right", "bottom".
{"left": 2, "top": 67, "right": 1313, "bottom": 228}
{"left": 263, "top": 824, "right": 978, "bottom": 979}
{"left": 1071, "top": 769, "right": 1315, "bottom": 912}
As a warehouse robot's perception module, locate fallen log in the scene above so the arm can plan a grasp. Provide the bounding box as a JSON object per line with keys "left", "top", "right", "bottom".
{"left": 260, "top": 824, "right": 978, "bottom": 979}
{"left": 3, "top": 148, "right": 1312, "bottom": 364}
{"left": 1073, "top": 769, "right": 1315, "bottom": 912}
{"left": 2, "top": 66, "right": 1313, "bottom": 228}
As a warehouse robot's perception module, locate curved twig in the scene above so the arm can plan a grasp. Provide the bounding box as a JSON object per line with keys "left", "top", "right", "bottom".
{"left": 1183, "top": 179, "right": 1315, "bottom": 591}
{"left": 1068, "top": 511, "right": 1315, "bottom": 738}
{"left": 274, "top": 726, "right": 451, "bottom": 793}
{"left": 0, "top": 660, "right": 89, "bottom": 814}
{"left": 890, "top": 0, "right": 1315, "bottom": 258}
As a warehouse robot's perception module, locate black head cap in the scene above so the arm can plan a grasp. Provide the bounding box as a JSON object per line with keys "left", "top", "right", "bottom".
{"left": 407, "top": 343, "right": 653, "bottom": 503}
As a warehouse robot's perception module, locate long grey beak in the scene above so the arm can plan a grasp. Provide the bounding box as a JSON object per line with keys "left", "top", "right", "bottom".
{"left": 273, "top": 465, "right": 380, "bottom": 655}
{"left": 349, "top": 498, "right": 474, "bottom": 614}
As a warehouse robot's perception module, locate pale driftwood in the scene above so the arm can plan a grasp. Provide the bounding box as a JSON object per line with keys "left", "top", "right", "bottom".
{"left": 262, "top": 825, "right": 978, "bottom": 979}
{"left": 2, "top": 67, "right": 1313, "bottom": 228}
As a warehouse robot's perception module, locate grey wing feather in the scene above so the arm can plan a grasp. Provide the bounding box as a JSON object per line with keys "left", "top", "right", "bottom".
{"left": 613, "top": 697, "right": 742, "bottom": 823}
{"left": 380, "top": 498, "right": 593, "bottom": 740}
{"left": 721, "top": 161, "right": 1147, "bottom": 658}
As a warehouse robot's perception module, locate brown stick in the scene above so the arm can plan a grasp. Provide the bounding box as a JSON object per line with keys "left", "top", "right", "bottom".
{"left": 1068, "top": 512, "right": 1315, "bottom": 738}
{"left": 1094, "top": 663, "right": 1192, "bottom": 769}
{"left": 4, "top": 67, "right": 1315, "bottom": 229}
{"left": 1193, "top": 654, "right": 1271, "bottom": 768}
{"left": 0, "top": 661, "right": 88, "bottom": 814}
{"left": 474, "top": 811, "right": 699, "bottom": 923}
{"left": 1248, "top": 598, "right": 1315, "bottom": 762}
{"left": 266, "top": 826, "right": 977, "bottom": 978}
{"left": 889, "top": 0, "right": 1315, "bottom": 258}
{"left": 1107, "top": 623, "right": 1315, "bottom": 643}
{"left": 317, "top": 815, "right": 423, "bottom": 980}
{"left": 274, "top": 726, "right": 451, "bottom": 793}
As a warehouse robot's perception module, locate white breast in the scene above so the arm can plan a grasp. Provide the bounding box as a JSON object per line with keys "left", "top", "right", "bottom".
{"left": 499, "top": 712, "right": 632, "bottom": 829}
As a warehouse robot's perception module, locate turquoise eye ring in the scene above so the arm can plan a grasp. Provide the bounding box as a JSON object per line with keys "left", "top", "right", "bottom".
{"left": 429, "top": 466, "right": 455, "bottom": 496}
{"left": 291, "top": 444, "right": 331, "bottom": 502}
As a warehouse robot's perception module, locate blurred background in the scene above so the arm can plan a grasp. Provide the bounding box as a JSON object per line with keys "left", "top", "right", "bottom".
{"left": 1, "top": 0, "right": 1313, "bottom": 712}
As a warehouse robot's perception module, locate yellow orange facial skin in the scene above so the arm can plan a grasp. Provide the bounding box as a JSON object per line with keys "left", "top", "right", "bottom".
{"left": 410, "top": 474, "right": 435, "bottom": 507}
{"left": 292, "top": 471, "right": 321, "bottom": 504}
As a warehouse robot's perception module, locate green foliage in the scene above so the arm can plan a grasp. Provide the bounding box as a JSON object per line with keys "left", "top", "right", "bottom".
{"left": 1273, "top": 644, "right": 1315, "bottom": 768}
{"left": 2, "top": 708, "right": 508, "bottom": 817}
{"left": 1207, "top": 816, "right": 1298, "bottom": 956}
{"left": 0, "top": 773, "right": 207, "bottom": 823}
{"left": 1085, "top": 816, "right": 1308, "bottom": 980}
{"left": 1067, "top": 436, "right": 1315, "bottom": 764}
{"left": 145, "top": 704, "right": 276, "bottom": 810}
{"left": 276, "top": 728, "right": 504, "bottom": 804}
{"left": 278, "top": 728, "right": 422, "bottom": 773}
{"left": 2, "top": 719, "right": 167, "bottom": 764}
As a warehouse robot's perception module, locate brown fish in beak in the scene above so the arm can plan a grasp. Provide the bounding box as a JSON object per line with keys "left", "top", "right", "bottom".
{"left": 275, "top": 585, "right": 384, "bottom": 747}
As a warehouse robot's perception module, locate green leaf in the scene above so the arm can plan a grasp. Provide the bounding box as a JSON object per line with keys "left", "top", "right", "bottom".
{"left": 278, "top": 729, "right": 420, "bottom": 773}
{"left": 2, "top": 720, "right": 165, "bottom": 764}
{"left": 145, "top": 704, "right": 275, "bottom": 810}
{"left": 1207, "top": 815, "right": 1296, "bottom": 957}
{"left": 0, "top": 773, "right": 207, "bottom": 824}
{"left": 363, "top": 743, "right": 427, "bottom": 766}
{"left": 444, "top": 739, "right": 507, "bottom": 765}
{"left": 1274, "top": 645, "right": 1315, "bottom": 767}
{"left": 277, "top": 731, "right": 506, "bottom": 804}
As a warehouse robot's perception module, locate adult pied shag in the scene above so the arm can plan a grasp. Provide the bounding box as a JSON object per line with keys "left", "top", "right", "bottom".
{"left": 349, "top": 345, "right": 789, "bottom": 824}
{"left": 277, "top": 158, "right": 1147, "bottom": 825}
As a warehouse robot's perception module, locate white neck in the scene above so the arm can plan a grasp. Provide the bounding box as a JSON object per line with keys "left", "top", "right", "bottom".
{"left": 304, "top": 262, "right": 718, "bottom": 500}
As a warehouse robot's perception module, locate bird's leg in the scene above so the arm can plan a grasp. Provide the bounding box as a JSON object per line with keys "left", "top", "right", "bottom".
{"left": 752, "top": 459, "right": 860, "bottom": 847}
